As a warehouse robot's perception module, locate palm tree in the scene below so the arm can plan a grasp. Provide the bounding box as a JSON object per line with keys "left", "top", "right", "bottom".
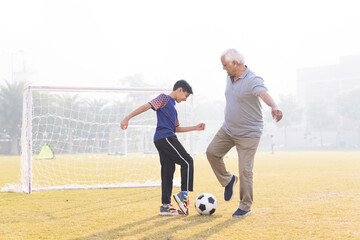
{"left": 84, "top": 98, "right": 109, "bottom": 153}
{"left": 0, "top": 80, "right": 27, "bottom": 155}
{"left": 53, "top": 93, "right": 83, "bottom": 153}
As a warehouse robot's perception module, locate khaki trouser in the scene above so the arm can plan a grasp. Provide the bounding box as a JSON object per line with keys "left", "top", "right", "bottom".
{"left": 206, "top": 128, "right": 260, "bottom": 211}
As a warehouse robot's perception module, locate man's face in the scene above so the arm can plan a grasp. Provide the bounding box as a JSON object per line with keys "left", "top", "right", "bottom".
{"left": 221, "top": 56, "right": 236, "bottom": 77}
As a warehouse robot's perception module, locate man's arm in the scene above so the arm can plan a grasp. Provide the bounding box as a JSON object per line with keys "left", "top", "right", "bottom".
{"left": 120, "top": 103, "right": 152, "bottom": 130}
{"left": 259, "top": 91, "right": 283, "bottom": 122}
{"left": 176, "top": 123, "right": 206, "bottom": 132}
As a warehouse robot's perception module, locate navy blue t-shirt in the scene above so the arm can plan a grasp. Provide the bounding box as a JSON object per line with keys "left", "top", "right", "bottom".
{"left": 148, "top": 94, "right": 179, "bottom": 142}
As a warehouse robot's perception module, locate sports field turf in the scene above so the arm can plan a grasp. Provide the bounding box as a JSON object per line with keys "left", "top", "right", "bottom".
{"left": 0, "top": 151, "right": 359, "bottom": 240}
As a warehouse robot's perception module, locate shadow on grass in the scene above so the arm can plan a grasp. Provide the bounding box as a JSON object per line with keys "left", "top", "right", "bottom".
{"left": 71, "top": 215, "right": 160, "bottom": 240}
{"left": 188, "top": 216, "right": 245, "bottom": 239}
{"left": 70, "top": 213, "right": 245, "bottom": 240}
{"left": 70, "top": 215, "right": 217, "bottom": 240}
{"left": 2, "top": 188, "right": 159, "bottom": 224}
{"left": 55, "top": 188, "right": 159, "bottom": 220}
{"left": 136, "top": 215, "right": 221, "bottom": 240}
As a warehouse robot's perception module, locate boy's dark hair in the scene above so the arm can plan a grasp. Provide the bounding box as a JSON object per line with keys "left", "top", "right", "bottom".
{"left": 173, "top": 79, "right": 193, "bottom": 94}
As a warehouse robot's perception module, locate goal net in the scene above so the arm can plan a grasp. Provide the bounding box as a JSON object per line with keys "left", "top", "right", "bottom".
{"left": 2, "top": 86, "right": 193, "bottom": 193}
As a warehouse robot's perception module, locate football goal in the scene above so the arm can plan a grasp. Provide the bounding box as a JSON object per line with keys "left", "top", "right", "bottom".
{"left": 2, "top": 86, "right": 193, "bottom": 193}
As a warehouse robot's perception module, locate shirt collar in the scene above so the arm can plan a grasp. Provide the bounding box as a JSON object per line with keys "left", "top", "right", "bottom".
{"left": 231, "top": 65, "right": 249, "bottom": 82}
{"left": 168, "top": 95, "right": 176, "bottom": 104}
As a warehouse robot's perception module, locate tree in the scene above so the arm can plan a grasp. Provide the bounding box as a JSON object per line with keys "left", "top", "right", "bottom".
{"left": 274, "top": 94, "right": 303, "bottom": 149}
{"left": 337, "top": 87, "right": 360, "bottom": 148}
{"left": 306, "top": 97, "right": 336, "bottom": 147}
{"left": 0, "top": 80, "right": 26, "bottom": 154}
{"left": 53, "top": 93, "right": 83, "bottom": 153}
{"left": 84, "top": 98, "right": 110, "bottom": 152}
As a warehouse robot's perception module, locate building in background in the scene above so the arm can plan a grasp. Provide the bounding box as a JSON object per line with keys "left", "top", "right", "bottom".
{"left": 297, "top": 55, "right": 360, "bottom": 149}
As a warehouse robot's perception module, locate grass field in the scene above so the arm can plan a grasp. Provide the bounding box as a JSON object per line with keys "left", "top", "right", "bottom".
{"left": 0, "top": 151, "right": 359, "bottom": 240}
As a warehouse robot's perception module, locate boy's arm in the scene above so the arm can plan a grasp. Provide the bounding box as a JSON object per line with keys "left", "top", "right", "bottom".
{"left": 176, "top": 123, "right": 205, "bottom": 133}
{"left": 121, "top": 103, "right": 152, "bottom": 130}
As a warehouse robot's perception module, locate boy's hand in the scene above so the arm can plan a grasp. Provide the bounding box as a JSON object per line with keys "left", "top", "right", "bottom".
{"left": 120, "top": 118, "right": 129, "bottom": 130}
{"left": 196, "top": 123, "right": 206, "bottom": 131}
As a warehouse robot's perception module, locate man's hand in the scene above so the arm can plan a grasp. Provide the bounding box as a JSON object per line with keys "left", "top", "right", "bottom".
{"left": 272, "top": 107, "right": 283, "bottom": 122}
{"left": 259, "top": 91, "right": 283, "bottom": 122}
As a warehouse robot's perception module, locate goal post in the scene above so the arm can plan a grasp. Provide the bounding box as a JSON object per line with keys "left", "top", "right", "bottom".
{"left": 2, "top": 86, "right": 193, "bottom": 193}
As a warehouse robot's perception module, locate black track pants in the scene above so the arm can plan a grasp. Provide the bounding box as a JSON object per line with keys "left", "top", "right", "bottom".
{"left": 154, "top": 136, "right": 194, "bottom": 204}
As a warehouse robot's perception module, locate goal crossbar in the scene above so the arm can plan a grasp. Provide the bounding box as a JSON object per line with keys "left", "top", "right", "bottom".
{"left": 27, "top": 85, "right": 173, "bottom": 93}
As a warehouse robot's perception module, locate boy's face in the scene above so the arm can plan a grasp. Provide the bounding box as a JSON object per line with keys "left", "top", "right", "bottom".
{"left": 176, "top": 88, "right": 190, "bottom": 103}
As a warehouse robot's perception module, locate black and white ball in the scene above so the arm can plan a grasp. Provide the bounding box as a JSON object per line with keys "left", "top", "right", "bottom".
{"left": 195, "top": 193, "right": 217, "bottom": 215}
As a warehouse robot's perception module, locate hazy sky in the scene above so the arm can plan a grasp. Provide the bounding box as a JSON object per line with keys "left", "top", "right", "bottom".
{"left": 1, "top": 0, "right": 360, "bottom": 101}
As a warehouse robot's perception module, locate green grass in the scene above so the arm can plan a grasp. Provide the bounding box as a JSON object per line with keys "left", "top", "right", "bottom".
{"left": 1, "top": 152, "right": 360, "bottom": 240}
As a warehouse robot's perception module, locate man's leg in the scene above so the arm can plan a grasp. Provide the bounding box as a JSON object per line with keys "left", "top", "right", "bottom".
{"left": 234, "top": 137, "right": 260, "bottom": 212}
{"left": 206, "top": 128, "right": 235, "bottom": 187}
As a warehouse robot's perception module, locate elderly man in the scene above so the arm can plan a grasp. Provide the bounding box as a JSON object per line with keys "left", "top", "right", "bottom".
{"left": 206, "top": 49, "right": 283, "bottom": 217}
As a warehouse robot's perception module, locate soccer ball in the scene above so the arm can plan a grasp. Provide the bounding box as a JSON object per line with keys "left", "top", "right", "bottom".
{"left": 195, "top": 193, "right": 217, "bottom": 215}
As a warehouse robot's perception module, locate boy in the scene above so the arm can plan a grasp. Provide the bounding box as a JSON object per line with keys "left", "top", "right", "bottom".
{"left": 120, "top": 80, "right": 205, "bottom": 216}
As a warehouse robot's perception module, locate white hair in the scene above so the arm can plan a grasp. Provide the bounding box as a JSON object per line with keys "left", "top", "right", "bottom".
{"left": 221, "top": 49, "right": 245, "bottom": 64}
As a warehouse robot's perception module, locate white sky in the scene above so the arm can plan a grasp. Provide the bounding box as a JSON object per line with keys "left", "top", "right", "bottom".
{"left": 1, "top": 0, "right": 360, "bottom": 101}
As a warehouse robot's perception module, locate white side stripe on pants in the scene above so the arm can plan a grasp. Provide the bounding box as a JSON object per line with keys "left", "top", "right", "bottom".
{"left": 165, "top": 137, "right": 190, "bottom": 191}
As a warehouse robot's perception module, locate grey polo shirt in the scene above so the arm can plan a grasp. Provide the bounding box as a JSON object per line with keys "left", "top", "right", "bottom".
{"left": 222, "top": 66, "right": 268, "bottom": 137}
